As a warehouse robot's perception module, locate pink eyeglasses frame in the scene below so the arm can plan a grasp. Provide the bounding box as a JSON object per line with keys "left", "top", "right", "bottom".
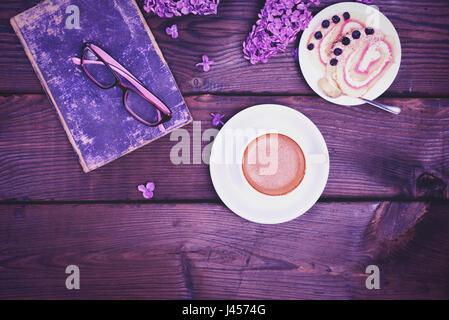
{"left": 75, "top": 43, "right": 172, "bottom": 127}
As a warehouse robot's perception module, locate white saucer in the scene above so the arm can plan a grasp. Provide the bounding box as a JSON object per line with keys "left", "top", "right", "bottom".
{"left": 298, "top": 2, "right": 401, "bottom": 106}
{"left": 209, "top": 104, "right": 329, "bottom": 224}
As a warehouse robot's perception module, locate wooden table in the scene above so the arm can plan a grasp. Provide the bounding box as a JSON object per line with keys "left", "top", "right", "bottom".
{"left": 0, "top": 0, "right": 448, "bottom": 299}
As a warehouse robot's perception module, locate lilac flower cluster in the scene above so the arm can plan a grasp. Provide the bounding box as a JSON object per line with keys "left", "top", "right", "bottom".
{"left": 143, "top": 0, "right": 220, "bottom": 18}
{"left": 243, "top": 0, "right": 320, "bottom": 64}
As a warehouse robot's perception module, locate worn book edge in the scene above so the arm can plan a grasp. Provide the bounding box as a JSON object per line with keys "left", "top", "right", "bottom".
{"left": 10, "top": 11, "right": 89, "bottom": 172}
{"left": 10, "top": 0, "right": 192, "bottom": 173}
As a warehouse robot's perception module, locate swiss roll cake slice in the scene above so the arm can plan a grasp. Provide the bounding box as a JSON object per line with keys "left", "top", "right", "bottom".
{"left": 325, "top": 27, "right": 396, "bottom": 98}
{"left": 306, "top": 12, "right": 365, "bottom": 74}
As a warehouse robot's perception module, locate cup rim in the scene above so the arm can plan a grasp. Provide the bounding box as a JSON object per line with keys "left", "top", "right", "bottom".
{"left": 238, "top": 131, "right": 309, "bottom": 198}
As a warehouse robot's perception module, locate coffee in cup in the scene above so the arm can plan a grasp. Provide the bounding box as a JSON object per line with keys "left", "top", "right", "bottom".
{"left": 242, "top": 133, "right": 306, "bottom": 196}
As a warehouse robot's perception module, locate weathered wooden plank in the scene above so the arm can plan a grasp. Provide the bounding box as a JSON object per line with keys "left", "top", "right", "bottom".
{"left": 1, "top": 94, "right": 448, "bottom": 201}
{"left": 0, "top": 202, "right": 447, "bottom": 299}
{"left": 0, "top": 0, "right": 449, "bottom": 95}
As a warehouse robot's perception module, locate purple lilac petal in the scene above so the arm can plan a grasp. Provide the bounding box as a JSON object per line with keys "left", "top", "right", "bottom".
{"left": 196, "top": 55, "right": 214, "bottom": 72}
{"left": 243, "top": 0, "right": 320, "bottom": 64}
{"left": 291, "top": 47, "right": 299, "bottom": 61}
{"left": 138, "top": 182, "right": 156, "bottom": 199}
{"left": 144, "top": 0, "right": 220, "bottom": 17}
{"left": 143, "top": 190, "right": 154, "bottom": 199}
{"left": 166, "top": 24, "right": 178, "bottom": 38}
{"left": 210, "top": 113, "right": 225, "bottom": 127}
{"left": 146, "top": 182, "right": 156, "bottom": 192}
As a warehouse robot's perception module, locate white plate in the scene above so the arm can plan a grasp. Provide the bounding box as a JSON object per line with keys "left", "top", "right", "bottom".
{"left": 298, "top": 2, "right": 401, "bottom": 106}
{"left": 209, "top": 104, "right": 329, "bottom": 224}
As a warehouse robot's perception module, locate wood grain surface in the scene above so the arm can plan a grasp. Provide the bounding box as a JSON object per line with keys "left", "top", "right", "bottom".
{"left": 0, "top": 0, "right": 448, "bottom": 95}
{"left": 0, "top": 202, "right": 447, "bottom": 299}
{"left": 1, "top": 94, "right": 448, "bottom": 201}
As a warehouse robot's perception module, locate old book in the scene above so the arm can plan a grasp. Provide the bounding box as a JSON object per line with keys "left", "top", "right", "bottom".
{"left": 11, "top": 0, "right": 192, "bottom": 172}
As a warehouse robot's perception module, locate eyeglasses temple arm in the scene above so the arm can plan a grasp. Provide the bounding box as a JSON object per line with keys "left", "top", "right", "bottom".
{"left": 88, "top": 45, "right": 172, "bottom": 116}
{"left": 73, "top": 57, "right": 133, "bottom": 79}
{"left": 72, "top": 57, "right": 171, "bottom": 116}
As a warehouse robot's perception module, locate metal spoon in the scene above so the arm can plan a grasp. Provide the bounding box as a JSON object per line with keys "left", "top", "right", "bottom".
{"left": 359, "top": 97, "right": 402, "bottom": 115}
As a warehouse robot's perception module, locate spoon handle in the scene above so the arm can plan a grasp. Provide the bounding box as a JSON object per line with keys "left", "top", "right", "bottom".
{"left": 360, "top": 98, "right": 402, "bottom": 115}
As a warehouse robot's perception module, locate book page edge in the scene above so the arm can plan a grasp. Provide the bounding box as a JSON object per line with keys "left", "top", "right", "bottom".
{"left": 10, "top": 12, "right": 91, "bottom": 173}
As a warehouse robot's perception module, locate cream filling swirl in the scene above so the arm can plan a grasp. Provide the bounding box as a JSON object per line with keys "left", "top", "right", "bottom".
{"left": 343, "top": 41, "right": 392, "bottom": 88}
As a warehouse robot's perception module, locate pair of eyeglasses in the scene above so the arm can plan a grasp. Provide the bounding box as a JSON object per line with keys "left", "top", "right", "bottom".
{"left": 72, "top": 43, "right": 172, "bottom": 127}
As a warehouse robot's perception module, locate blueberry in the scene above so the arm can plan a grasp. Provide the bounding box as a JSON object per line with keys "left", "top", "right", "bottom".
{"left": 334, "top": 48, "right": 343, "bottom": 56}
{"left": 343, "top": 12, "right": 350, "bottom": 20}
{"left": 342, "top": 37, "right": 351, "bottom": 45}
{"left": 365, "top": 27, "right": 375, "bottom": 35}
{"left": 330, "top": 58, "right": 338, "bottom": 66}
{"left": 307, "top": 43, "right": 314, "bottom": 50}
{"left": 314, "top": 31, "right": 323, "bottom": 40}
{"left": 352, "top": 30, "right": 361, "bottom": 39}
{"left": 332, "top": 15, "right": 341, "bottom": 24}
{"left": 322, "top": 20, "right": 330, "bottom": 28}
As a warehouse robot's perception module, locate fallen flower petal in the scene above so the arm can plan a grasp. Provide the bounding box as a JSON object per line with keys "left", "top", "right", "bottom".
{"left": 166, "top": 24, "right": 179, "bottom": 38}
{"left": 210, "top": 112, "right": 225, "bottom": 127}
{"left": 196, "top": 55, "right": 215, "bottom": 72}
{"left": 138, "top": 182, "right": 156, "bottom": 199}
{"left": 292, "top": 47, "right": 299, "bottom": 61}
{"left": 138, "top": 185, "right": 147, "bottom": 193}
{"left": 146, "top": 182, "right": 155, "bottom": 192}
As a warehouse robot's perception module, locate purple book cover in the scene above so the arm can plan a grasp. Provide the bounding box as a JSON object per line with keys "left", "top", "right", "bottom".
{"left": 11, "top": 0, "right": 192, "bottom": 172}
